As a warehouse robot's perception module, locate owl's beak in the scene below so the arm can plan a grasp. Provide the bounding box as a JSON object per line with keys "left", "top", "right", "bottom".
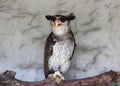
{"left": 55, "top": 21, "right": 61, "bottom": 27}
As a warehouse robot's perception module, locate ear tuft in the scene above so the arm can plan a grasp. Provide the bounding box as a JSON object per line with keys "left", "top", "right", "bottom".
{"left": 67, "top": 13, "right": 75, "bottom": 21}
{"left": 45, "top": 15, "right": 54, "bottom": 20}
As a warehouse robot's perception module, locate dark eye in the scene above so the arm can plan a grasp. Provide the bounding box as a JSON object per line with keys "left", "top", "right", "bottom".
{"left": 60, "top": 18, "right": 66, "bottom": 22}
{"left": 52, "top": 17, "right": 56, "bottom": 22}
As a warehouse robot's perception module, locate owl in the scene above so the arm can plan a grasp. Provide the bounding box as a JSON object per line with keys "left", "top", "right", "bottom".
{"left": 44, "top": 13, "right": 76, "bottom": 81}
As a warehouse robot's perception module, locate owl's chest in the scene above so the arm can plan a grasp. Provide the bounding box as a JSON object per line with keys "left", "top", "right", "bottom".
{"left": 52, "top": 40, "right": 74, "bottom": 57}
{"left": 48, "top": 40, "right": 74, "bottom": 69}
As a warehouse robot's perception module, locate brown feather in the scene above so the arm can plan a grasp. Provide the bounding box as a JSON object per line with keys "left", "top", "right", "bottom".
{"left": 69, "top": 29, "right": 76, "bottom": 60}
{"left": 44, "top": 32, "right": 57, "bottom": 78}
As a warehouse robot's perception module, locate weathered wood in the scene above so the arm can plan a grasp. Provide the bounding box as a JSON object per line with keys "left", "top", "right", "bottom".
{"left": 0, "top": 70, "right": 120, "bottom": 86}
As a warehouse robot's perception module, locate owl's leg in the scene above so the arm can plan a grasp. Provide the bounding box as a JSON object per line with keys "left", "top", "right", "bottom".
{"left": 60, "top": 60, "right": 70, "bottom": 73}
{"left": 53, "top": 60, "right": 71, "bottom": 81}
{"left": 48, "top": 60, "right": 70, "bottom": 84}
{"left": 48, "top": 71, "right": 64, "bottom": 84}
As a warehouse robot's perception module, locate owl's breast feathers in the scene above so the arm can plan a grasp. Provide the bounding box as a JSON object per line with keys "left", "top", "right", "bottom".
{"left": 44, "top": 31, "right": 75, "bottom": 78}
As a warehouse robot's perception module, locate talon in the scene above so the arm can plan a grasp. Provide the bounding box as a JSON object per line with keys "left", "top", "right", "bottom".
{"left": 54, "top": 71, "right": 64, "bottom": 84}
{"left": 48, "top": 73, "right": 54, "bottom": 80}
{"left": 48, "top": 71, "right": 64, "bottom": 84}
{"left": 54, "top": 71, "right": 64, "bottom": 80}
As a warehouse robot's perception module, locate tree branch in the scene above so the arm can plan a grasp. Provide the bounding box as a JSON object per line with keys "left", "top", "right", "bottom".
{"left": 0, "top": 70, "right": 120, "bottom": 86}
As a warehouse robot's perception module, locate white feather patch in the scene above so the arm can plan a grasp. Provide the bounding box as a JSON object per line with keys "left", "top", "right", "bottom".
{"left": 48, "top": 40, "right": 74, "bottom": 73}
{"left": 52, "top": 26, "right": 69, "bottom": 36}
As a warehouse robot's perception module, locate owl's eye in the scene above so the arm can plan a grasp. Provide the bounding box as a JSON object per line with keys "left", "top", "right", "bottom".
{"left": 60, "top": 17, "right": 66, "bottom": 22}
{"left": 52, "top": 18, "right": 56, "bottom": 22}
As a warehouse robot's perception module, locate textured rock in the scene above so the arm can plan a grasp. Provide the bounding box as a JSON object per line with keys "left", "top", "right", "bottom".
{"left": 0, "top": 0, "right": 120, "bottom": 86}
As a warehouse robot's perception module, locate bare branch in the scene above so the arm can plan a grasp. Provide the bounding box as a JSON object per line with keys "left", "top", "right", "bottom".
{"left": 0, "top": 70, "right": 120, "bottom": 86}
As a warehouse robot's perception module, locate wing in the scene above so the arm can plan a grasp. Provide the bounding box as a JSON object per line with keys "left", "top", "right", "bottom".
{"left": 44, "top": 32, "right": 56, "bottom": 78}
{"left": 69, "top": 29, "right": 76, "bottom": 60}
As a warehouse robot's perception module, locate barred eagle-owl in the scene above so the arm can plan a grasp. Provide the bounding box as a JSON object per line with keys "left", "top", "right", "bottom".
{"left": 44, "top": 13, "right": 76, "bottom": 81}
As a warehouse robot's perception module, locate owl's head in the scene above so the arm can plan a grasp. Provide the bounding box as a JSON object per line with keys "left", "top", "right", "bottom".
{"left": 45, "top": 13, "right": 75, "bottom": 27}
{"left": 45, "top": 13, "right": 75, "bottom": 36}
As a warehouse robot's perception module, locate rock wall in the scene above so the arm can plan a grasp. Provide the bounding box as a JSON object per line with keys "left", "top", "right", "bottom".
{"left": 0, "top": 0, "right": 120, "bottom": 85}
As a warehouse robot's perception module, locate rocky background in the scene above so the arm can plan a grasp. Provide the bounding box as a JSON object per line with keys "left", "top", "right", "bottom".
{"left": 0, "top": 0, "right": 120, "bottom": 85}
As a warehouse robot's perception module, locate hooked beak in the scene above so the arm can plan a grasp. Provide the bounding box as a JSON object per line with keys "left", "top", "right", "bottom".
{"left": 55, "top": 21, "right": 61, "bottom": 27}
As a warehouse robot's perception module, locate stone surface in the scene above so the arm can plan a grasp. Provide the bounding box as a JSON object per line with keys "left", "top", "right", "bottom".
{"left": 0, "top": 0, "right": 120, "bottom": 85}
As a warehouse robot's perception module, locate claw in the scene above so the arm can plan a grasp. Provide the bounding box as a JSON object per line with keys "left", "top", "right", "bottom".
{"left": 48, "top": 71, "right": 64, "bottom": 84}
